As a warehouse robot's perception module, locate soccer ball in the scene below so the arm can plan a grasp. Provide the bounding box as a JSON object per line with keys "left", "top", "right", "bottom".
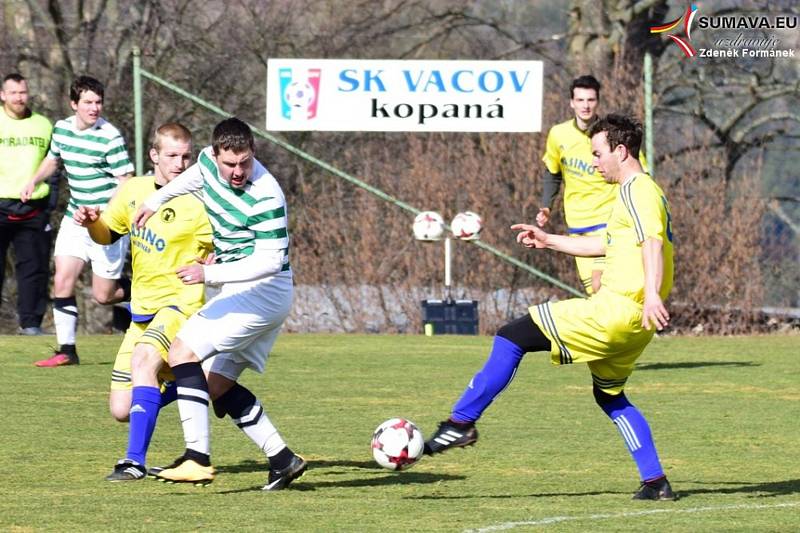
{"left": 284, "top": 80, "right": 316, "bottom": 109}
{"left": 450, "top": 211, "right": 482, "bottom": 240}
{"left": 371, "top": 418, "right": 425, "bottom": 471}
{"left": 412, "top": 211, "right": 445, "bottom": 241}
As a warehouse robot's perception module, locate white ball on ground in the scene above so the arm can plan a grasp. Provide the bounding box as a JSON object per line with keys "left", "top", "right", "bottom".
{"left": 371, "top": 418, "right": 425, "bottom": 471}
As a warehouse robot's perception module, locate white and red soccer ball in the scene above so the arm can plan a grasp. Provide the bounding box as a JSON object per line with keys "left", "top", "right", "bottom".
{"left": 371, "top": 418, "right": 425, "bottom": 471}
{"left": 412, "top": 211, "right": 445, "bottom": 241}
{"left": 450, "top": 211, "right": 482, "bottom": 240}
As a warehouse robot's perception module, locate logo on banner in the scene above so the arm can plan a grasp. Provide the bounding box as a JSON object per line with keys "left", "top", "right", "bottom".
{"left": 650, "top": 4, "right": 698, "bottom": 58}
{"left": 279, "top": 68, "right": 321, "bottom": 120}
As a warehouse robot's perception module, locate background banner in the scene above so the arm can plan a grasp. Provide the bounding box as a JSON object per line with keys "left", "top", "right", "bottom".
{"left": 267, "top": 59, "right": 543, "bottom": 132}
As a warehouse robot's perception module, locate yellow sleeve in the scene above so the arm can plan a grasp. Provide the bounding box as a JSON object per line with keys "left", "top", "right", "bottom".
{"left": 101, "top": 181, "right": 132, "bottom": 235}
{"left": 622, "top": 178, "right": 666, "bottom": 244}
{"left": 541, "top": 127, "right": 562, "bottom": 174}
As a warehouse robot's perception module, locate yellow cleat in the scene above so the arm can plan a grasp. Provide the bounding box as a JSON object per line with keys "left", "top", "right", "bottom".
{"left": 155, "top": 458, "right": 215, "bottom": 486}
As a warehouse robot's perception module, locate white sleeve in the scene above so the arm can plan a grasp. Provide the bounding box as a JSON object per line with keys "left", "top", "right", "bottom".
{"left": 203, "top": 243, "right": 286, "bottom": 284}
{"left": 144, "top": 164, "right": 204, "bottom": 211}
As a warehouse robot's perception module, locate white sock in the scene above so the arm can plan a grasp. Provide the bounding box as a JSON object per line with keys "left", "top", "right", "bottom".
{"left": 53, "top": 297, "right": 78, "bottom": 345}
{"left": 232, "top": 400, "right": 286, "bottom": 457}
{"left": 176, "top": 386, "right": 211, "bottom": 456}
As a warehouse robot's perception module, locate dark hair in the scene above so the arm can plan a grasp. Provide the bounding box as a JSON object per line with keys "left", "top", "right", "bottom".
{"left": 3, "top": 73, "right": 25, "bottom": 84}
{"left": 69, "top": 75, "right": 104, "bottom": 103}
{"left": 212, "top": 117, "right": 254, "bottom": 155}
{"left": 570, "top": 75, "right": 601, "bottom": 99}
{"left": 588, "top": 113, "right": 643, "bottom": 158}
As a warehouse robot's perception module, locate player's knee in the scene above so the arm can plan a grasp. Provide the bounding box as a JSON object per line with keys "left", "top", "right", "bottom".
{"left": 496, "top": 315, "right": 550, "bottom": 353}
{"left": 495, "top": 322, "right": 518, "bottom": 343}
{"left": 91, "top": 287, "right": 115, "bottom": 305}
{"left": 109, "top": 393, "right": 131, "bottom": 422}
{"left": 53, "top": 272, "right": 73, "bottom": 295}
{"left": 593, "top": 385, "right": 628, "bottom": 410}
{"left": 167, "top": 338, "right": 198, "bottom": 367}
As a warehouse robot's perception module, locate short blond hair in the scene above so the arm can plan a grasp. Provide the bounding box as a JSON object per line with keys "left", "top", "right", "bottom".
{"left": 152, "top": 122, "right": 192, "bottom": 152}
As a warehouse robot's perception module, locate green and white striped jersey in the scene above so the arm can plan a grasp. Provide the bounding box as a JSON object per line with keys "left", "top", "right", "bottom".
{"left": 48, "top": 116, "right": 133, "bottom": 217}
{"left": 196, "top": 147, "right": 290, "bottom": 266}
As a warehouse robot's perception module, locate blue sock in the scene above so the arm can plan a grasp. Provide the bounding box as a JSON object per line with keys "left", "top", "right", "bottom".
{"left": 599, "top": 394, "right": 664, "bottom": 481}
{"left": 126, "top": 386, "right": 162, "bottom": 465}
{"left": 451, "top": 336, "right": 525, "bottom": 422}
{"left": 160, "top": 381, "right": 177, "bottom": 407}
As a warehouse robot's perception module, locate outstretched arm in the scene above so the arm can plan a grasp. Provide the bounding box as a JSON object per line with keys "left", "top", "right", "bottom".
{"left": 73, "top": 206, "right": 113, "bottom": 245}
{"left": 511, "top": 223, "right": 605, "bottom": 257}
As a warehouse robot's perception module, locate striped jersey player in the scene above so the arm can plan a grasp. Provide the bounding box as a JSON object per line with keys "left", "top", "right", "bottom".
{"left": 22, "top": 75, "right": 134, "bottom": 367}
{"left": 134, "top": 117, "right": 306, "bottom": 490}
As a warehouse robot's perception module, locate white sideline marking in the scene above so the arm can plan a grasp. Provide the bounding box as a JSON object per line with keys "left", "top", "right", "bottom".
{"left": 465, "top": 501, "right": 800, "bottom": 532}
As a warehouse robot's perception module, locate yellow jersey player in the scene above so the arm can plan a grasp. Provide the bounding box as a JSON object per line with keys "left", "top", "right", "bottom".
{"left": 73, "top": 123, "right": 213, "bottom": 481}
{"left": 425, "top": 114, "right": 677, "bottom": 501}
{"left": 537, "top": 75, "right": 647, "bottom": 294}
{"left": 133, "top": 118, "right": 306, "bottom": 490}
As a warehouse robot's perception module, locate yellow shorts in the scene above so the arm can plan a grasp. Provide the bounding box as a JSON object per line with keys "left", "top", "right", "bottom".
{"left": 529, "top": 289, "right": 655, "bottom": 394}
{"left": 571, "top": 228, "right": 606, "bottom": 294}
{"left": 110, "top": 307, "right": 186, "bottom": 391}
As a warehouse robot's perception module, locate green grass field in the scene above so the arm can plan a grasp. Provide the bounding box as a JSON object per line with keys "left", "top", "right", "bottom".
{"left": 2, "top": 333, "right": 799, "bottom": 532}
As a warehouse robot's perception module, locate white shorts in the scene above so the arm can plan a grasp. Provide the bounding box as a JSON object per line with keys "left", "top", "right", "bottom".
{"left": 177, "top": 272, "right": 293, "bottom": 378}
{"left": 54, "top": 215, "right": 128, "bottom": 279}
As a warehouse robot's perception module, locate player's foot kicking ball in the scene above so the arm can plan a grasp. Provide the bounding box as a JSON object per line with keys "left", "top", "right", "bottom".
{"left": 423, "top": 420, "right": 478, "bottom": 455}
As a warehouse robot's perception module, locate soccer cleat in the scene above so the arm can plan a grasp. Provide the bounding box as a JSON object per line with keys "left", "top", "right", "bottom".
{"left": 105, "top": 460, "right": 147, "bottom": 482}
{"left": 263, "top": 455, "right": 307, "bottom": 491}
{"left": 19, "top": 326, "right": 43, "bottom": 336}
{"left": 147, "top": 454, "right": 189, "bottom": 478}
{"left": 424, "top": 420, "right": 478, "bottom": 455}
{"left": 34, "top": 352, "right": 79, "bottom": 367}
{"left": 155, "top": 456, "right": 215, "bottom": 486}
{"left": 633, "top": 476, "right": 678, "bottom": 501}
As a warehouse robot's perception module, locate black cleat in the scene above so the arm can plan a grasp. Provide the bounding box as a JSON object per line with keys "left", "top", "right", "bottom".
{"left": 633, "top": 477, "right": 678, "bottom": 501}
{"left": 106, "top": 460, "right": 147, "bottom": 482}
{"left": 424, "top": 420, "right": 478, "bottom": 455}
{"left": 263, "top": 455, "right": 307, "bottom": 491}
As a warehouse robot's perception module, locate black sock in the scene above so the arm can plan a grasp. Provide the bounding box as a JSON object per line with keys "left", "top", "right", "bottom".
{"left": 59, "top": 344, "right": 77, "bottom": 358}
{"left": 269, "top": 446, "right": 295, "bottom": 471}
{"left": 213, "top": 383, "right": 255, "bottom": 419}
{"left": 184, "top": 448, "right": 211, "bottom": 467}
